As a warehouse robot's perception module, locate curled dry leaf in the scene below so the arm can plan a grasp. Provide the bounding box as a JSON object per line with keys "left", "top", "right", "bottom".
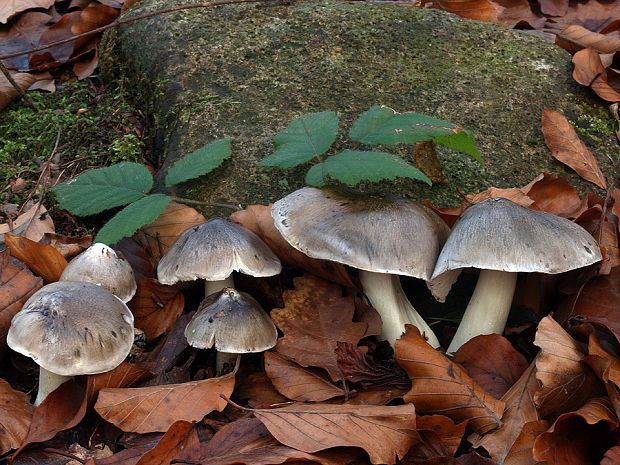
{"left": 556, "top": 25, "right": 620, "bottom": 54}
{"left": 395, "top": 325, "right": 505, "bottom": 435}
{"left": 128, "top": 278, "right": 185, "bottom": 342}
{"left": 533, "top": 397, "right": 619, "bottom": 464}
{"left": 585, "top": 332, "right": 620, "bottom": 416}
{"left": 86, "top": 362, "right": 154, "bottom": 407}
{"left": 251, "top": 402, "right": 418, "bottom": 465}
{"left": 465, "top": 187, "right": 534, "bottom": 207}
{"left": 40, "top": 233, "right": 92, "bottom": 259}
{"left": 135, "top": 420, "right": 200, "bottom": 465}
{"left": 94, "top": 371, "right": 235, "bottom": 433}
{"left": 134, "top": 201, "right": 205, "bottom": 264}
{"left": 0, "top": 378, "right": 34, "bottom": 455}
{"left": 0, "top": 202, "right": 54, "bottom": 244}
{"left": 0, "top": 249, "right": 42, "bottom": 357}
{"left": 534, "top": 316, "right": 603, "bottom": 417}
{"left": 402, "top": 414, "right": 467, "bottom": 461}
{"left": 503, "top": 419, "right": 550, "bottom": 465}
{"left": 0, "top": 72, "right": 37, "bottom": 111}
{"left": 230, "top": 204, "right": 357, "bottom": 289}
{"left": 452, "top": 334, "right": 528, "bottom": 400}
{"left": 572, "top": 48, "right": 620, "bottom": 103}
{"left": 264, "top": 351, "right": 345, "bottom": 402}
{"left": 521, "top": 172, "right": 587, "bottom": 218}
{"left": 470, "top": 362, "right": 540, "bottom": 464}
{"left": 5, "top": 234, "right": 67, "bottom": 283}
{"left": 199, "top": 417, "right": 357, "bottom": 465}
{"left": 541, "top": 109, "right": 607, "bottom": 189}
{"left": 271, "top": 274, "right": 367, "bottom": 382}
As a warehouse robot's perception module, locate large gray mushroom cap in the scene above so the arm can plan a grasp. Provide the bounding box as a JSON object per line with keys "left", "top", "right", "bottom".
{"left": 432, "top": 197, "right": 602, "bottom": 278}
{"left": 185, "top": 288, "right": 277, "bottom": 353}
{"left": 7, "top": 281, "right": 135, "bottom": 376}
{"left": 157, "top": 218, "right": 282, "bottom": 285}
{"left": 271, "top": 187, "right": 450, "bottom": 280}
{"left": 59, "top": 243, "right": 137, "bottom": 303}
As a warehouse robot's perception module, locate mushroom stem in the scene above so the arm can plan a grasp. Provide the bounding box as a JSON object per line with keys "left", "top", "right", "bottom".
{"left": 358, "top": 270, "right": 440, "bottom": 349}
{"left": 204, "top": 276, "right": 236, "bottom": 373}
{"left": 35, "top": 367, "right": 71, "bottom": 406}
{"left": 446, "top": 269, "right": 518, "bottom": 354}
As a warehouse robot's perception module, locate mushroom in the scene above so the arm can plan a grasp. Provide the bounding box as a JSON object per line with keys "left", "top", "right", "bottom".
{"left": 185, "top": 288, "right": 277, "bottom": 355}
{"left": 59, "top": 243, "right": 137, "bottom": 303}
{"left": 271, "top": 187, "right": 450, "bottom": 348}
{"left": 431, "top": 197, "right": 603, "bottom": 354}
{"left": 7, "top": 281, "right": 134, "bottom": 405}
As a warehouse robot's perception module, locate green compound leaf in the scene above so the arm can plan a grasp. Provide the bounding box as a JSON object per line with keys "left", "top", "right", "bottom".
{"left": 52, "top": 162, "right": 153, "bottom": 216}
{"left": 95, "top": 194, "right": 171, "bottom": 245}
{"left": 165, "top": 138, "right": 232, "bottom": 187}
{"left": 305, "top": 150, "right": 431, "bottom": 187}
{"left": 350, "top": 105, "right": 482, "bottom": 163}
{"left": 259, "top": 111, "right": 338, "bottom": 168}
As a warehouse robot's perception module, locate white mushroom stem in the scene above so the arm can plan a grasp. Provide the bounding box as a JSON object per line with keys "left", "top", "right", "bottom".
{"left": 35, "top": 367, "right": 71, "bottom": 406}
{"left": 446, "top": 269, "right": 518, "bottom": 355}
{"left": 358, "top": 270, "right": 441, "bottom": 349}
{"left": 204, "top": 276, "right": 236, "bottom": 373}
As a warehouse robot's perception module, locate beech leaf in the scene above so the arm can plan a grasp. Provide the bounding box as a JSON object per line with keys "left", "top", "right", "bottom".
{"left": 5, "top": 234, "right": 67, "bottom": 283}
{"left": 395, "top": 325, "right": 505, "bottom": 435}
{"left": 0, "top": 379, "right": 34, "bottom": 455}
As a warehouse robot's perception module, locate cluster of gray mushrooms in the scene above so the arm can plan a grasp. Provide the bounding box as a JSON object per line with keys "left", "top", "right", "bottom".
{"left": 6, "top": 186, "right": 602, "bottom": 406}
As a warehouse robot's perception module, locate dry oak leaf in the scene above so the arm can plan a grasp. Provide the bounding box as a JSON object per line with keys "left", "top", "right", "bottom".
{"left": 534, "top": 316, "right": 604, "bottom": 418}
{"left": 572, "top": 48, "right": 620, "bottom": 103}
{"left": 395, "top": 325, "right": 505, "bottom": 435}
{"left": 0, "top": 378, "right": 34, "bottom": 455}
{"left": 134, "top": 201, "right": 205, "bottom": 264}
{"left": 470, "top": 362, "right": 540, "bottom": 464}
{"left": 541, "top": 109, "right": 607, "bottom": 189}
{"left": 128, "top": 278, "right": 185, "bottom": 342}
{"left": 230, "top": 204, "right": 357, "bottom": 289}
{"left": 556, "top": 24, "right": 620, "bottom": 54}
{"left": 271, "top": 274, "right": 367, "bottom": 382}
{"left": 452, "top": 334, "right": 529, "bottom": 400}
{"left": 0, "top": 0, "right": 55, "bottom": 23}
{"left": 5, "top": 234, "right": 67, "bottom": 283}
{"left": 0, "top": 249, "right": 42, "bottom": 358}
{"left": 135, "top": 420, "right": 200, "bottom": 465}
{"left": 533, "top": 397, "right": 619, "bottom": 464}
{"left": 94, "top": 371, "right": 234, "bottom": 433}
{"left": 264, "top": 351, "right": 345, "bottom": 402}
{"left": 250, "top": 402, "right": 418, "bottom": 465}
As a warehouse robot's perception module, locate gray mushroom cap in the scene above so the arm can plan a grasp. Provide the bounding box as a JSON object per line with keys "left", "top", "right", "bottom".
{"left": 431, "top": 197, "right": 602, "bottom": 278}
{"left": 271, "top": 187, "right": 450, "bottom": 280}
{"left": 59, "top": 243, "right": 137, "bottom": 303}
{"left": 157, "top": 218, "right": 282, "bottom": 285}
{"left": 184, "top": 288, "right": 277, "bottom": 353}
{"left": 7, "top": 281, "right": 135, "bottom": 376}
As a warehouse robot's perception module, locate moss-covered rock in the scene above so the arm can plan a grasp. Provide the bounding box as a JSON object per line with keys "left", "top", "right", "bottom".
{"left": 100, "top": 0, "right": 618, "bottom": 211}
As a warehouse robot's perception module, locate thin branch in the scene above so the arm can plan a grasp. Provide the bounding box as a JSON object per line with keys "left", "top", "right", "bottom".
{"left": 0, "top": 60, "right": 36, "bottom": 109}
{"left": 0, "top": 0, "right": 278, "bottom": 61}
{"left": 169, "top": 196, "right": 241, "bottom": 211}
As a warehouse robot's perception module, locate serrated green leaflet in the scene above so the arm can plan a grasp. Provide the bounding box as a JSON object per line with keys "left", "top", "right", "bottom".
{"left": 434, "top": 130, "right": 483, "bottom": 163}
{"left": 95, "top": 194, "right": 171, "bottom": 245}
{"left": 52, "top": 162, "right": 153, "bottom": 216}
{"left": 165, "top": 138, "right": 232, "bottom": 187}
{"left": 259, "top": 111, "right": 338, "bottom": 168}
{"left": 305, "top": 150, "right": 431, "bottom": 187}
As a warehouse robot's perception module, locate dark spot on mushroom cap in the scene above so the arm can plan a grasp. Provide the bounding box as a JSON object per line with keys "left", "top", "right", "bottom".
{"left": 74, "top": 348, "right": 81, "bottom": 358}
{"left": 111, "top": 330, "right": 117, "bottom": 338}
{"left": 584, "top": 246, "right": 592, "bottom": 254}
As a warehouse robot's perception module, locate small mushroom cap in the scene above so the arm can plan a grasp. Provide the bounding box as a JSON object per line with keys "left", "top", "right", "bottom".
{"left": 59, "top": 243, "right": 137, "bottom": 303}
{"left": 272, "top": 187, "right": 450, "bottom": 280}
{"left": 184, "top": 288, "right": 277, "bottom": 353}
{"left": 157, "top": 218, "right": 281, "bottom": 285}
{"left": 431, "top": 197, "right": 602, "bottom": 278}
{"left": 7, "top": 281, "right": 135, "bottom": 376}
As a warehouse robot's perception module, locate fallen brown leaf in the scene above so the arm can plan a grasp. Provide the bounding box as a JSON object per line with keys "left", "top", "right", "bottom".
{"left": 533, "top": 397, "right": 618, "bottom": 464}
{"left": 556, "top": 24, "right": 620, "bottom": 54}
{"left": 230, "top": 204, "right": 357, "bottom": 289}
{"left": 0, "top": 201, "right": 55, "bottom": 243}
{"left": 5, "top": 234, "right": 67, "bottom": 283}
{"left": 0, "top": 72, "right": 36, "bottom": 111}
{"left": 134, "top": 201, "right": 205, "bottom": 265}
{"left": 539, "top": 0, "right": 568, "bottom": 17}
{"left": 521, "top": 172, "right": 588, "bottom": 218}
{"left": 94, "top": 371, "right": 234, "bottom": 433}
{"left": 199, "top": 417, "right": 358, "bottom": 465}
{"left": 402, "top": 414, "right": 467, "bottom": 461}
{"left": 534, "top": 316, "right": 604, "bottom": 417}
{"left": 235, "top": 371, "right": 289, "bottom": 408}
{"left": 395, "top": 325, "right": 505, "bottom": 435}
{"left": 128, "top": 278, "right": 185, "bottom": 342}
{"left": 0, "top": 249, "right": 42, "bottom": 357}
{"left": 452, "top": 334, "right": 528, "bottom": 400}
{"left": 572, "top": 48, "right": 620, "bottom": 103}
{"left": 40, "top": 233, "right": 91, "bottom": 259}
{"left": 502, "top": 419, "right": 550, "bottom": 465}
{"left": 135, "top": 420, "right": 200, "bottom": 465}
{"left": 585, "top": 332, "right": 620, "bottom": 417}
{"left": 466, "top": 188, "right": 534, "bottom": 207}
{"left": 0, "top": 0, "right": 55, "bottom": 23}
{"left": 602, "top": 446, "right": 620, "bottom": 465}
{"left": 0, "top": 378, "right": 34, "bottom": 455}
{"left": 86, "top": 362, "right": 153, "bottom": 407}
{"left": 250, "top": 402, "right": 418, "bottom": 465}
{"left": 271, "top": 274, "right": 367, "bottom": 382}
{"left": 541, "top": 109, "right": 607, "bottom": 189}
{"left": 264, "top": 351, "right": 345, "bottom": 402}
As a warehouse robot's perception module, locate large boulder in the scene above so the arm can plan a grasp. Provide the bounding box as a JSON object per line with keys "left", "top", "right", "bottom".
{"left": 100, "top": 0, "right": 617, "bottom": 209}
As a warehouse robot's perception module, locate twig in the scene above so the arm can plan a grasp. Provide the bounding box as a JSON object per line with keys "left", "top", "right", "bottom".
{"left": 43, "top": 448, "right": 87, "bottom": 464}
{"left": 168, "top": 196, "right": 241, "bottom": 211}
{"left": 0, "top": 60, "right": 36, "bottom": 109}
